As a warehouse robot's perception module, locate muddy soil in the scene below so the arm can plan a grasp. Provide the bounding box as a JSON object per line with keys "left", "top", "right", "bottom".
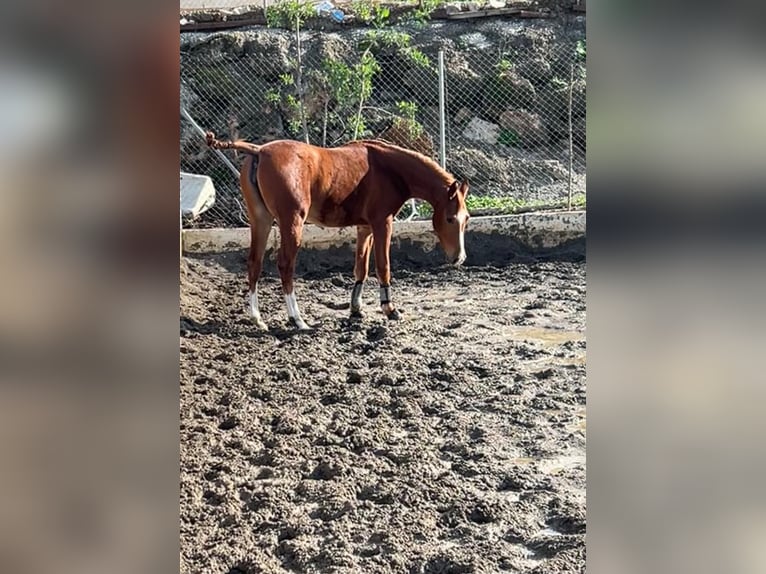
{"left": 180, "top": 237, "right": 586, "bottom": 574}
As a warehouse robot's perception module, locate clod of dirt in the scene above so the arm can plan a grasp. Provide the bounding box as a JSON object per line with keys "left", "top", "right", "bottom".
{"left": 272, "top": 413, "right": 302, "bottom": 435}
{"left": 202, "top": 490, "right": 224, "bottom": 505}
{"left": 432, "top": 370, "right": 459, "bottom": 384}
{"left": 375, "top": 373, "right": 404, "bottom": 387}
{"left": 546, "top": 498, "right": 587, "bottom": 534}
{"left": 346, "top": 369, "right": 363, "bottom": 384}
{"left": 499, "top": 468, "right": 548, "bottom": 492}
{"left": 417, "top": 554, "right": 475, "bottom": 574}
{"left": 366, "top": 325, "right": 388, "bottom": 341}
{"left": 218, "top": 416, "right": 238, "bottom": 430}
{"left": 467, "top": 501, "right": 500, "bottom": 524}
{"left": 309, "top": 460, "right": 343, "bottom": 480}
{"left": 256, "top": 468, "right": 275, "bottom": 480}
{"left": 534, "top": 368, "right": 555, "bottom": 380}
{"left": 357, "top": 482, "right": 396, "bottom": 505}
{"left": 309, "top": 499, "right": 355, "bottom": 521}
{"left": 528, "top": 533, "right": 583, "bottom": 558}
{"left": 226, "top": 560, "right": 258, "bottom": 574}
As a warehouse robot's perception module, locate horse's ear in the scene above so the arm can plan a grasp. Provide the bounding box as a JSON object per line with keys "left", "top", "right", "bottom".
{"left": 460, "top": 179, "right": 470, "bottom": 196}
{"left": 448, "top": 180, "right": 460, "bottom": 200}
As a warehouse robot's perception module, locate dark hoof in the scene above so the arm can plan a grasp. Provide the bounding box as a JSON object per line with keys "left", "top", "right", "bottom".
{"left": 386, "top": 309, "right": 401, "bottom": 320}
{"left": 350, "top": 308, "right": 363, "bottom": 319}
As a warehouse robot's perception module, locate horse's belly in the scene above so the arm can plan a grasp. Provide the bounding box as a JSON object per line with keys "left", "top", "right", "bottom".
{"left": 307, "top": 200, "right": 356, "bottom": 227}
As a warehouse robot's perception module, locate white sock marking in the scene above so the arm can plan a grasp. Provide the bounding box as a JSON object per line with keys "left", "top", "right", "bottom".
{"left": 249, "top": 284, "right": 267, "bottom": 329}
{"left": 351, "top": 282, "right": 364, "bottom": 311}
{"left": 456, "top": 229, "right": 466, "bottom": 266}
{"left": 285, "top": 292, "right": 308, "bottom": 329}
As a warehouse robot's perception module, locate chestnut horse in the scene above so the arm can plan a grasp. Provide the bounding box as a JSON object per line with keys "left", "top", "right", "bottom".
{"left": 205, "top": 132, "right": 470, "bottom": 330}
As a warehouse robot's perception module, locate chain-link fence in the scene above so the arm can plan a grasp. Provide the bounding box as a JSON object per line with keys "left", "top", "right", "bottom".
{"left": 180, "top": 28, "right": 586, "bottom": 228}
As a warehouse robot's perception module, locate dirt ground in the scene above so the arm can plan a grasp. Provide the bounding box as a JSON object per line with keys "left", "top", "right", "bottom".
{"left": 180, "top": 235, "right": 586, "bottom": 574}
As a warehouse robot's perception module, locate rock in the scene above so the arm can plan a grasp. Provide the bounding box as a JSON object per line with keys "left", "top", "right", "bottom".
{"left": 518, "top": 55, "right": 554, "bottom": 86}
{"left": 379, "top": 120, "right": 435, "bottom": 158}
{"left": 444, "top": 2, "right": 462, "bottom": 14}
{"left": 462, "top": 117, "right": 500, "bottom": 144}
{"left": 498, "top": 109, "right": 547, "bottom": 147}
{"left": 483, "top": 71, "right": 537, "bottom": 118}
{"left": 454, "top": 107, "right": 473, "bottom": 125}
{"left": 540, "top": 160, "right": 569, "bottom": 181}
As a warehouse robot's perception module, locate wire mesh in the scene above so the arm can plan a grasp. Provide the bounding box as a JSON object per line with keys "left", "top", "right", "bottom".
{"left": 180, "top": 29, "right": 586, "bottom": 227}
{"left": 443, "top": 44, "right": 586, "bottom": 212}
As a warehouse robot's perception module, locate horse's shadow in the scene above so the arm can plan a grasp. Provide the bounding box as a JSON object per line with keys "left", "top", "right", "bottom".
{"left": 180, "top": 315, "right": 324, "bottom": 341}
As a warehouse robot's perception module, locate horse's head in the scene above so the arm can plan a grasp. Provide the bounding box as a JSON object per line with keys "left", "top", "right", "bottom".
{"left": 433, "top": 180, "right": 470, "bottom": 266}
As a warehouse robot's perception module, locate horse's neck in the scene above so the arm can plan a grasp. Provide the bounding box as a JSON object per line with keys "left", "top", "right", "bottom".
{"left": 387, "top": 148, "right": 448, "bottom": 206}
{"left": 409, "top": 183, "right": 440, "bottom": 206}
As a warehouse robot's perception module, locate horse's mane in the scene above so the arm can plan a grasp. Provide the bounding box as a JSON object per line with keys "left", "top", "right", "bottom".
{"left": 351, "top": 139, "right": 455, "bottom": 185}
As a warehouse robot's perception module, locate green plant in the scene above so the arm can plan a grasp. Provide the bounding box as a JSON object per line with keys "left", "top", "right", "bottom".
{"left": 363, "top": 29, "right": 432, "bottom": 68}
{"left": 407, "top": 48, "right": 431, "bottom": 68}
{"left": 551, "top": 76, "right": 569, "bottom": 92}
{"left": 496, "top": 58, "right": 513, "bottom": 75}
{"left": 575, "top": 39, "right": 586, "bottom": 61}
{"left": 265, "top": 0, "right": 314, "bottom": 29}
{"left": 264, "top": 1, "right": 312, "bottom": 142}
{"left": 498, "top": 128, "right": 520, "bottom": 147}
{"left": 351, "top": 0, "right": 390, "bottom": 27}
{"left": 409, "top": 0, "right": 440, "bottom": 24}
{"left": 396, "top": 101, "right": 418, "bottom": 121}
{"left": 393, "top": 101, "right": 424, "bottom": 139}
{"left": 313, "top": 51, "right": 380, "bottom": 143}
{"left": 351, "top": 50, "right": 380, "bottom": 138}
{"left": 264, "top": 72, "right": 305, "bottom": 138}
{"left": 265, "top": 89, "right": 281, "bottom": 105}
{"left": 574, "top": 40, "right": 587, "bottom": 80}
{"left": 408, "top": 194, "right": 587, "bottom": 219}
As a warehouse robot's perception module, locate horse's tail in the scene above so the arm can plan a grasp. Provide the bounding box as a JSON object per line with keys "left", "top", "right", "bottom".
{"left": 205, "top": 131, "right": 262, "bottom": 155}
{"left": 205, "top": 131, "right": 269, "bottom": 220}
{"left": 239, "top": 150, "right": 271, "bottom": 225}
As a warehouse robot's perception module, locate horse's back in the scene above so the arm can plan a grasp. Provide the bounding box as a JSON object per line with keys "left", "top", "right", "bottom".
{"left": 252, "top": 140, "right": 372, "bottom": 224}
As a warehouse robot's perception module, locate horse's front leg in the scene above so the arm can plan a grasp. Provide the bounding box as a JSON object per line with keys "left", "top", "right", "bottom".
{"left": 371, "top": 218, "right": 400, "bottom": 320}
{"left": 350, "top": 225, "right": 374, "bottom": 318}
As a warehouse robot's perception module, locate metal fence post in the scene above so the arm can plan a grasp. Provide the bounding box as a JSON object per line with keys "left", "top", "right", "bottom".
{"left": 567, "top": 62, "right": 574, "bottom": 210}
{"left": 438, "top": 50, "right": 447, "bottom": 170}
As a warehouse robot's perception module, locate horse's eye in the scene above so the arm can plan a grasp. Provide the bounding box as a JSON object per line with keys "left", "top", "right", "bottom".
{"left": 447, "top": 216, "right": 456, "bottom": 224}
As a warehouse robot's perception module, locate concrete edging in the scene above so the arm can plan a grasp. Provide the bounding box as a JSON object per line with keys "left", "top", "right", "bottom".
{"left": 182, "top": 211, "right": 586, "bottom": 253}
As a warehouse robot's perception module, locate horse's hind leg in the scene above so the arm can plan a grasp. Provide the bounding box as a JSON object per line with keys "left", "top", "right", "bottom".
{"left": 277, "top": 217, "right": 309, "bottom": 330}
{"left": 241, "top": 155, "right": 273, "bottom": 330}
{"left": 247, "top": 213, "right": 273, "bottom": 330}
{"left": 350, "top": 225, "right": 374, "bottom": 318}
